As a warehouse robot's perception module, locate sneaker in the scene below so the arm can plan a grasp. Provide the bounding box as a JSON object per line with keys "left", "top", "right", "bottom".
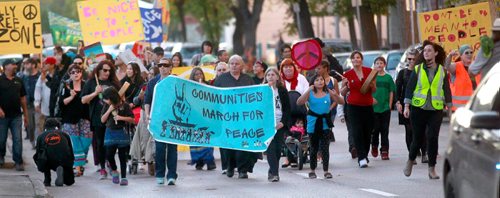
{"left": 359, "top": 159, "right": 368, "bottom": 168}
{"left": 381, "top": 151, "right": 390, "bottom": 160}
{"left": 156, "top": 177, "right": 165, "bottom": 185}
{"left": 167, "top": 178, "right": 176, "bottom": 185}
{"left": 238, "top": 172, "right": 248, "bottom": 179}
{"left": 0, "top": 156, "right": 4, "bottom": 167}
{"left": 111, "top": 171, "right": 120, "bottom": 184}
{"left": 55, "top": 166, "right": 64, "bottom": 186}
{"left": 15, "top": 163, "right": 24, "bottom": 171}
{"left": 371, "top": 146, "right": 378, "bottom": 158}
{"left": 324, "top": 172, "right": 333, "bottom": 179}
{"left": 222, "top": 170, "right": 227, "bottom": 175}
{"left": 120, "top": 178, "right": 128, "bottom": 186}
{"left": 308, "top": 172, "right": 317, "bottom": 179}
{"left": 207, "top": 163, "right": 217, "bottom": 171}
{"left": 226, "top": 169, "right": 234, "bottom": 178}
{"left": 99, "top": 169, "right": 108, "bottom": 180}
{"left": 271, "top": 175, "right": 279, "bottom": 182}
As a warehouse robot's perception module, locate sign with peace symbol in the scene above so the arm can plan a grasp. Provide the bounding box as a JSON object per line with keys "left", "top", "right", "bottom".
{"left": 291, "top": 39, "right": 322, "bottom": 70}
{"left": 23, "top": 4, "right": 38, "bottom": 20}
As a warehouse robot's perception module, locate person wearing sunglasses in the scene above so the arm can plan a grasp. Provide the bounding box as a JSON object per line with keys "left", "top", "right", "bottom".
{"left": 445, "top": 44, "right": 481, "bottom": 111}
{"left": 81, "top": 60, "right": 121, "bottom": 180}
{"left": 59, "top": 64, "right": 91, "bottom": 177}
{"left": 143, "top": 58, "right": 179, "bottom": 185}
{"left": 395, "top": 49, "right": 427, "bottom": 164}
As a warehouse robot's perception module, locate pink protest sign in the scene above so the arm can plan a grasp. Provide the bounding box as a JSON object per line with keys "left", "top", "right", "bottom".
{"left": 77, "top": 0, "right": 144, "bottom": 45}
{"left": 291, "top": 39, "right": 322, "bottom": 70}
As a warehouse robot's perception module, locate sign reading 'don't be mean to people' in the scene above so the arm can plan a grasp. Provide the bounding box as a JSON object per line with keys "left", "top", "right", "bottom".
{"left": 148, "top": 76, "right": 276, "bottom": 152}
{"left": 77, "top": 0, "right": 144, "bottom": 45}
{"left": 0, "top": 1, "right": 42, "bottom": 55}
{"left": 418, "top": 2, "right": 492, "bottom": 53}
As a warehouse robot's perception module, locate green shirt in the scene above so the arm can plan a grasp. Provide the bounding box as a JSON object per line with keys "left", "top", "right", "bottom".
{"left": 373, "top": 73, "right": 396, "bottom": 113}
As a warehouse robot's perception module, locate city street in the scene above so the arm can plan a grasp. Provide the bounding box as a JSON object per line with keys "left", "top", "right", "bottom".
{"left": 0, "top": 111, "right": 448, "bottom": 198}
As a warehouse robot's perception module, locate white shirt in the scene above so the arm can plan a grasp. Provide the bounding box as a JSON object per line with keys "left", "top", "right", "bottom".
{"left": 273, "top": 87, "right": 282, "bottom": 123}
{"left": 34, "top": 75, "right": 52, "bottom": 116}
{"left": 284, "top": 74, "right": 309, "bottom": 95}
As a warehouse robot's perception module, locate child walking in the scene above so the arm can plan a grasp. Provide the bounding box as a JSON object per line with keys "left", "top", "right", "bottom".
{"left": 371, "top": 57, "right": 395, "bottom": 160}
{"left": 101, "top": 87, "right": 135, "bottom": 186}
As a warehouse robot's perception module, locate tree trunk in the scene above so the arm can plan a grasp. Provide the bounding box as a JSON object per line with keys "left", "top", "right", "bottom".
{"left": 243, "top": 0, "right": 263, "bottom": 56}
{"left": 359, "top": 6, "right": 379, "bottom": 50}
{"left": 377, "top": 14, "right": 382, "bottom": 48}
{"left": 231, "top": 6, "right": 244, "bottom": 55}
{"left": 388, "top": 0, "right": 410, "bottom": 49}
{"left": 298, "top": 0, "right": 315, "bottom": 38}
{"left": 347, "top": 16, "right": 359, "bottom": 50}
{"left": 174, "top": 0, "right": 187, "bottom": 42}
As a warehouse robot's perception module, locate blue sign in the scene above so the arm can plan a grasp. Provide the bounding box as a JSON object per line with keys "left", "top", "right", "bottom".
{"left": 140, "top": 8, "right": 163, "bottom": 43}
{"left": 149, "top": 76, "right": 276, "bottom": 152}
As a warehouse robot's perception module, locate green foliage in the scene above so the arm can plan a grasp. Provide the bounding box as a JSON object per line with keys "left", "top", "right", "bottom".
{"left": 40, "top": 0, "right": 80, "bottom": 34}
{"left": 444, "top": 0, "right": 484, "bottom": 7}
{"left": 332, "top": 0, "right": 396, "bottom": 17}
{"left": 184, "top": 0, "right": 232, "bottom": 44}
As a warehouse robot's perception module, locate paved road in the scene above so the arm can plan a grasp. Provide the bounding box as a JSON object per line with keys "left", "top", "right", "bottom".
{"left": 3, "top": 111, "right": 449, "bottom": 197}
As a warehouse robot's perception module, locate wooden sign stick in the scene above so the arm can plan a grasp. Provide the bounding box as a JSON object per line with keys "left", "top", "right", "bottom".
{"left": 360, "top": 69, "right": 378, "bottom": 94}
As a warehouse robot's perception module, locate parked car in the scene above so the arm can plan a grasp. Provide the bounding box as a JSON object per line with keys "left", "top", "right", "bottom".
{"left": 332, "top": 52, "right": 352, "bottom": 72}
{"left": 395, "top": 44, "right": 423, "bottom": 76}
{"left": 443, "top": 62, "right": 500, "bottom": 198}
{"left": 344, "top": 50, "right": 385, "bottom": 69}
{"left": 322, "top": 39, "right": 353, "bottom": 53}
{"left": 380, "top": 50, "right": 404, "bottom": 79}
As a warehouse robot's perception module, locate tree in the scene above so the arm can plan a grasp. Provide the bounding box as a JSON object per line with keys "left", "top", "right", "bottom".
{"left": 40, "top": 0, "right": 80, "bottom": 34}
{"left": 185, "top": 0, "right": 232, "bottom": 50}
{"left": 282, "top": 0, "right": 316, "bottom": 39}
{"left": 173, "top": 0, "right": 187, "bottom": 42}
{"left": 332, "top": 0, "right": 396, "bottom": 50}
{"left": 229, "top": 0, "right": 265, "bottom": 56}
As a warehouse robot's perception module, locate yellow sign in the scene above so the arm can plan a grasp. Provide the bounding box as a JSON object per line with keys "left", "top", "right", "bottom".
{"left": 418, "top": 2, "right": 492, "bottom": 53}
{"left": 77, "top": 0, "right": 144, "bottom": 45}
{"left": 0, "top": 1, "right": 42, "bottom": 55}
{"left": 172, "top": 66, "right": 216, "bottom": 80}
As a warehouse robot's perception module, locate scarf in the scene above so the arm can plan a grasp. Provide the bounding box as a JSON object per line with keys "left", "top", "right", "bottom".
{"left": 281, "top": 66, "right": 299, "bottom": 90}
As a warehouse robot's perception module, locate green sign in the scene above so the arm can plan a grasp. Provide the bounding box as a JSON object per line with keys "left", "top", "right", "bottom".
{"left": 48, "top": 11, "right": 83, "bottom": 46}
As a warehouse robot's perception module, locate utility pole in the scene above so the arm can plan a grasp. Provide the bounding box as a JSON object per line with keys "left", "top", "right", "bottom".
{"left": 293, "top": 3, "right": 303, "bottom": 38}
{"left": 353, "top": 0, "right": 363, "bottom": 51}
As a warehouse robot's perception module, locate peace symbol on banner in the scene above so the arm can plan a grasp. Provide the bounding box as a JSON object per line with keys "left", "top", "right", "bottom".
{"left": 291, "top": 39, "right": 322, "bottom": 70}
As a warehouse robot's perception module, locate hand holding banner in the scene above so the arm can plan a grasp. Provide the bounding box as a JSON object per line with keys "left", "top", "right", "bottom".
{"left": 148, "top": 76, "right": 276, "bottom": 152}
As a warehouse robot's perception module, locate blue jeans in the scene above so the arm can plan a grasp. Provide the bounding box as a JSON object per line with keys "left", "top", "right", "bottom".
{"left": 0, "top": 116, "right": 23, "bottom": 164}
{"left": 155, "top": 141, "right": 178, "bottom": 179}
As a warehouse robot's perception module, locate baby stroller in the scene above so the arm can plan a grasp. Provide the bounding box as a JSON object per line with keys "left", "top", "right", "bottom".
{"left": 284, "top": 90, "right": 310, "bottom": 170}
{"left": 128, "top": 108, "right": 156, "bottom": 175}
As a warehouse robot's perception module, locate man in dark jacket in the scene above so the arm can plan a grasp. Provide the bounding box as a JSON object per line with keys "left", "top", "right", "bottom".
{"left": 33, "top": 118, "right": 75, "bottom": 187}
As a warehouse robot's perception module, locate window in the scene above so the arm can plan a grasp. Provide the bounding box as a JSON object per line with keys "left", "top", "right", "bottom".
{"left": 470, "top": 72, "right": 500, "bottom": 112}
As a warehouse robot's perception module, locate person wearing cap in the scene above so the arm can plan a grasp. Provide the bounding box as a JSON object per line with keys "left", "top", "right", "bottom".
{"left": 19, "top": 58, "right": 40, "bottom": 146}
{"left": 0, "top": 58, "right": 29, "bottom": 171}
{"left": 199, "top": 54, "right": 217, "bottom": 66}
{"left": 191, "top": 41, "right": 213, "bottom": 66}
{"left": 34, "top": 57, "right": 58, "bottom": 139}
{"left": 252, "top": 60, "right": 268, "bottom": 84}
{"left": 445, "top": 44, "right": 481, "bottom": 111}
{"left": 469, "top": 18, "right": 500, "bottom": 77}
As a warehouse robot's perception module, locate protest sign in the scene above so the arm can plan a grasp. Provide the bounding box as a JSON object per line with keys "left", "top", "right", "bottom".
{"left": 172, "top": 66, "right": 216, "bottom": 80}
{"left": 118, "top": 50, "right": 147, "bottom": 72}
{"left": 131, "top": 41, "right": 149, "bottom": 59}
{"left": 149, "top": 76, "right": 275, "bottom": 152}
{"left": 140, "top": 8, "right": 162, "bottom": 43}
{"left": 418, "top": 2, "right": 492, "bottom": 53}
{"left": 77, "top": 0, "right": 144, "bottom": 45}
{"left": 291, "top": 39, "right": 322, "bottom": 70}
{"left": 83, "top": 42, "right": 104, "bottom": 63}
{"left": 0, "top": 1, "right": 42, "bottom": 54}
{"left": 48, "top": 11, "right": 83, "bottom": 46}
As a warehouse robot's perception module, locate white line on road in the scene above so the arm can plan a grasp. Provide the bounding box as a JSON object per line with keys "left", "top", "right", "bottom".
{"left": 359, "top": 188, "right": 398, "bottom": 197}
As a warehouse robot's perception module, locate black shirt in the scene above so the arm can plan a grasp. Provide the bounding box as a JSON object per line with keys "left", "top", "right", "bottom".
{"left": 60, "top": 81, "right": 90, "bottom": 124}
{"left": 101, "top": 103, "right": 134, "bottom": 130}
{"left": 81, "top": 79, "right": 116, "bottom": 127}
{"left": 213, "top": 72, "right": 255, "bottom": 88}
{"left": 35, "top": 129, "right": 74, "bottom": 168}
{"left": 121, "top": 77, "right": 143, "bottom": 106}
{"left": 0, "top": 75, "right": 26, "bottom": 118}
{"left": 252, "top": 76, "right": 264, "bottom": 85}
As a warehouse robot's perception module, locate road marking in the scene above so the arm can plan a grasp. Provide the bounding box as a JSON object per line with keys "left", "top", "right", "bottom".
{"left": 359, "top": 188, "right": 398, "bottom": 197}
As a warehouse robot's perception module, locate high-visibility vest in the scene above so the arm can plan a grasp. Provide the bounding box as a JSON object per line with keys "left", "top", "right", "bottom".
{"left": 449, "top": 61, "right": 481, "bottom": 111}
{"left": 411, "top": 64, "right": 445, "bottom": 110}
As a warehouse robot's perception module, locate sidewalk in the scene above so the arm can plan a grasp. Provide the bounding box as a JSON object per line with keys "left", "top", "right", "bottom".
{"left": 0, "top": 135, "right": 49, "bottom": 197}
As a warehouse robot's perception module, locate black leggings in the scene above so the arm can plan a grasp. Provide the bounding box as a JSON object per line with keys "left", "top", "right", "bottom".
{"left": 93, "top": 126, "right": 106, "bottom": 169}
{"left": 309, "top": 129, "right": 330, "bottom": 171}
{"left": 347, "top": 105, "right": 374, "bottom": 162}
{"left": 106, "top": 145, "right": 130, "bottom": 178}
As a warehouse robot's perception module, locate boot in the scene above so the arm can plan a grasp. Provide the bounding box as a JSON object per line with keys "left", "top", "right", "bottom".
{"left": 371, "top": 146, "right": 378, "bottom": 158}
{"left": 403, "top": 160, "right": 414, "bottom": 177}
{"left": 428, "top": 166, "right": 440, "bottom": 179}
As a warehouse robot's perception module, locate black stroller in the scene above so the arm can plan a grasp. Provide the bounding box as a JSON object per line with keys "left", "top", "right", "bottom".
{"left": 284, "top": 90, "right": 310, "bottom": 170}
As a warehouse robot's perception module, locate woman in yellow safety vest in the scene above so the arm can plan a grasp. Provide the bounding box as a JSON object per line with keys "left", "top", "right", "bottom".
{"left": 402, "top": 40, "right": 452, "bottom": 180}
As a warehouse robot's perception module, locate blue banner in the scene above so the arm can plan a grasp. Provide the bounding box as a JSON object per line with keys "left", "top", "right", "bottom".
{"left": 140, "top": 8, "right": 163, "bottom": 43}
{"left": 149, "top": 76, "right": 276, "bottom": 152}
